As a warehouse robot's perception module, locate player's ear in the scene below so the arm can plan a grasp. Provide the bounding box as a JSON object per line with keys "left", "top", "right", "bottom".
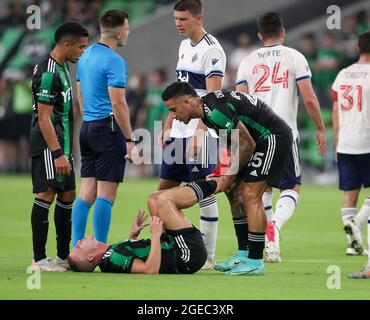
{"left": 257, "top": 32, "right": 263, "bottom": 42}
{"left": 281, "top": 28, "right": 286, "bottom": 38}
{"left": 196, "top": 14, "right": 203, "bottom": 25}
{"left": 87, "top": 254, "right": 94, "bottom": 262}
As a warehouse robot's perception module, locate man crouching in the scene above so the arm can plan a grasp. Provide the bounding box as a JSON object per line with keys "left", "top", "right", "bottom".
{"left": 67, "top": 179, "right": 217, "bottom": 274}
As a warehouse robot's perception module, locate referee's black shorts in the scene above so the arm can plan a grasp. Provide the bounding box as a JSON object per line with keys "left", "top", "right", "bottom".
{"left": 166, "top": 226, "right": 207, "bottom": 274}
{"left": 31, "top": 150, "right": 76, "bottom": 193}
{"left": 79, "top": 116, "right": 127, "bottom": 183}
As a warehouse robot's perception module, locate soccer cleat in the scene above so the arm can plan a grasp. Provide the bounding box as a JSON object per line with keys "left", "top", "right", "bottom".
{"left": 265, "top": 222, "right": 281, "bottom": 263}
{"left": 348, "top": 266, "right": 370, "bottom": 279}
{"left": 31, "top": 257, "right": 66, "bottom": 272}
{"left": 346, "top": 245, "right": 368, "bottom": 256}
{"left": 214, "top": 251, "right": 248, "bottom": 272}
{"left": 343, "top": 219, "right": 365, "bottom": 255}
{"left": 53, "top": 256, "right": 70, "bottom": 270}
{"left": 225, "top": 258, "right": 265, "bottom": 276}
{"left": 265, "top": 241, "right": 281, "bottom": 263}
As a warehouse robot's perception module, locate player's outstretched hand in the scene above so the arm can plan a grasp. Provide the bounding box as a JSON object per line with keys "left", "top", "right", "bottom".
{"left": 54, "top": 156, "right": 72, "bottom": 176}
{"left": 129, "top": 210, "right": 149, "bottom": 240}
{"left": 316, "top": 129, "right": 326, "bottom": 156}
{"left": 149, "top": 216, "right": 163, "bottom": 238}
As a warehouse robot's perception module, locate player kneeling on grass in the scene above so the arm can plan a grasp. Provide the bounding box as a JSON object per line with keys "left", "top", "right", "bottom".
{"left": 67, "top": 180, "right": 218, "bottom": 274}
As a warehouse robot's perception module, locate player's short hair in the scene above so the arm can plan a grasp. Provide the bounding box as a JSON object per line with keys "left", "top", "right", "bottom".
{"left": 161, "top": 82, "right": 198, "bottom": 101}
{"left": 99, "top": 9, "right": 129, "bottom": 30}
{"left": 67, "top": 255, "right": 96, "bottom": 273}
{"left": 358, "top": 31, "right": 370, "bottom": 54}
{"left": 174, "top": 0, "right": 202, "bottom": 16}
{"left": 258, "top": 12, "right": 283, "bottom": 39}
{"left": 54, "top": 22, "right": 89, "bottom": 44}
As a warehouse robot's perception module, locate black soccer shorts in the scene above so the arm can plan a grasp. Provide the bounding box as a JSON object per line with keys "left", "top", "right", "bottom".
{"left": 31, "top": 149, "right": 76, "bottom": 193}
{"left": 166, "top": 226, "right": 207, "bottom": 274}
{"left": 240, "top": 131, "right": 293, "bottom": 188}
{"left": 79, "top": 116, "right": 127, "bottom": 183}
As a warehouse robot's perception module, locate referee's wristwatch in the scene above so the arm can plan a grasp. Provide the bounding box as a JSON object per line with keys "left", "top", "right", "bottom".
{"left": 125, "top": 134, "right": 138, "bottom": 144}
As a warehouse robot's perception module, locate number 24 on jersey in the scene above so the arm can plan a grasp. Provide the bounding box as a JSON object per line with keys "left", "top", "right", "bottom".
{"left": 253, "top": 62, "right": 289, "bottom": 92}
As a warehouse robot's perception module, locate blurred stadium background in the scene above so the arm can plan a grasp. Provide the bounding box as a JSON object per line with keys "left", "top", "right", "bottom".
{"left": 0, "top": 0, "right": 369, "bottom": 184}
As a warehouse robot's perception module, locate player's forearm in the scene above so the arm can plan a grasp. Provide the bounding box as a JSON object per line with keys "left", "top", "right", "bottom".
{"left": 39, "top": 117, "right": 62, "bottom": 152}
{"left": 303, "top": 95, "right": 325, "bottom": 131}
{"left": 163, "top": 112, "right": 175, "bottom": 131}
{"left": 77, "top": 98, "right": 83, "bottom": 117}
{"left": 143, "top": 235, "right": 161, "bottom": 274}
{"left": 112, "top": 101, "right": 133, "bottom": 139}
{"left": 229, "top": 122, "right": 255, "bottom": 174}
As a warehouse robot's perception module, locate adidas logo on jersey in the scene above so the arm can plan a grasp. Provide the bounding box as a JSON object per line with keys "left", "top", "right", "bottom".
{"left": 192, "top": 166, "right": 199, "bottom": 173}
{"left": 250, "top": 170, "right": 258, "bottom": 177}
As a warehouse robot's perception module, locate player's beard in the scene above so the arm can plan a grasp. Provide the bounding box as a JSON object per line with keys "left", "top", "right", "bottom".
{"left": 117, "top": 39, "right": 125, "bottom": 47}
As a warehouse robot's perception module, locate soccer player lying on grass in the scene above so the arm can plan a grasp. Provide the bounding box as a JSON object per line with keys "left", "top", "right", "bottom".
{"left": 67, "top": 179, "right": 218, "bottom": 274}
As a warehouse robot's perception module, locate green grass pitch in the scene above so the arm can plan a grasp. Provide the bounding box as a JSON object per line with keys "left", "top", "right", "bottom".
{"left": 0, "top": 175, "right": 369, "bottom": 300}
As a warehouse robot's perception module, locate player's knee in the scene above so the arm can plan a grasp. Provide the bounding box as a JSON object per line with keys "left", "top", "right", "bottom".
{"left": 147, "top": 192, "right": 160, "bottom": 216}
{"left": 58, "top": 190, "right": 76, "bottom": 203}
{"left": 36, "top": 188, "right": 57, "bottom": 203}
{"left": 156, "top": 192, "right": 173, "bottom": 219}
{"left": 79, "top": 187, "right": 96, "bottom": 205}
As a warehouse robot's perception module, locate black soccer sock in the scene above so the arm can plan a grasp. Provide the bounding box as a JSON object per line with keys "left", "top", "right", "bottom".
{"left": 31, "top": 198, "right": 51, "bottom": 262}
{"left": 248, "top": 231, "right": 265, "bottom": 260}
{"left": 54, "top": 198, "right": 73, "bottom": 260}
{"left": 233, "top": 217, "right": 249, "bottom": 251}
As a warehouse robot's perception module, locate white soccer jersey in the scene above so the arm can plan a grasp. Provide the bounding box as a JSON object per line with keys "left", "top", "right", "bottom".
{"left": 332, "top": 63, "right": 370, "bottom": 154}
{"left": 236, "top": 45, "right": 311, "bottom": 140}
{"left": 171, "top": 33, "right": 226, "bottom": 138}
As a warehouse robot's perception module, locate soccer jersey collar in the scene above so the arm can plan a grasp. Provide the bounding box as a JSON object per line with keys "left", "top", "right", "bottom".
{"left": 97, "top": 42, "right": 110, "bottom": 49}
{"left": 49, "top": 55, "right": 65, "bottom": 67}
{"left": 263, "top": 44, "right": 281, "bottom": 48}
{"left": 190, "top": 32, "right": 209, "bottom": 47}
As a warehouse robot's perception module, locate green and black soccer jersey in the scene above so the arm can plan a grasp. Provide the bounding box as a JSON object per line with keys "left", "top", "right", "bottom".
{"left": 30, "top": 56, "right": 74, "bottom": 158}
{"left": 99, "top": 227, "right": 207, "bottom": 275}
{"left": 99, "top": 237, "right": 177, "bottom": 274}
{"left": 202, "top": 90, "right": 293, "bottom": 187}
{"left": 201, "top": 90, "right": 291, "bottom": 142}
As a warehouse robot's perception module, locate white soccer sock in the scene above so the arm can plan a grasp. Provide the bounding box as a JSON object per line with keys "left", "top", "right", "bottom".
{"left": 341, "top": 207, "right": 357, "bottom": 224}
{"left": 273, "top": 190, "right": 299, "bottom": 231}
{"left": 355, "top": 198, "right": 370, "bottom": 229}
{"left": 263, "top": 191, "right": 274, "bottom": 222}
{"left": 199, "top": 195, "right": 218, "bottom": 262}
{"left": 342, "top": 207, "right": 357, "bottom": 245}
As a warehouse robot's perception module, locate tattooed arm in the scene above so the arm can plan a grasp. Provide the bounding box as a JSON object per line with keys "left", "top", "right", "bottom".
{"left": 212, "top": 121, "right": 255, "bottom": 193}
